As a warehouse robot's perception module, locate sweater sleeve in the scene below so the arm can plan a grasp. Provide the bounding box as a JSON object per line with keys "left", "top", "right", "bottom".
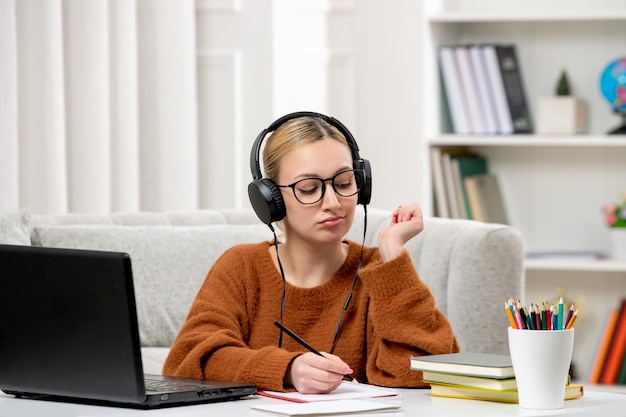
{"left": 358, "top": 249, "right": 460, "bottom": 387}
{"left": 162, "top": 245, "right": 299, "bottom": 391}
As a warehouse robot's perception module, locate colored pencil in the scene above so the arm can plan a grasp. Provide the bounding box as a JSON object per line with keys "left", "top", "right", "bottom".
{"left": 564, "top": 304, "right": 575, "bottom": 330}
{"left": 552, "top": 312, "right": 558, "bottom": 330}
{"left": 514, "top": 301, "right": 523, "bottom": 330}
{"left": 534, "top": 304, "right": 542, "bottom": 330}
{"left": 565, "top": 309, "right": 578, "bottom": 330}
{"left": 505, "top": 300, "right": 517, "bottom": 329}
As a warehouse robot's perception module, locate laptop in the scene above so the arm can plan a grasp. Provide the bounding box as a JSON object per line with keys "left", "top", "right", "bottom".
{"left": 0, "top": 244, "right": 256, "bottom": 409}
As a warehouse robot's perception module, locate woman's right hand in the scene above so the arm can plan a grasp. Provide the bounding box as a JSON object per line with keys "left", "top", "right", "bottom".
{"left": 285, "top": 352, "right": 353, "bottom": 393}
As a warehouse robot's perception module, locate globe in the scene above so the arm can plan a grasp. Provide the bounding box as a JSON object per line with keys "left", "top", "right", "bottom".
{"left": 599, "top": 57, "right": 626, "bottom": 134}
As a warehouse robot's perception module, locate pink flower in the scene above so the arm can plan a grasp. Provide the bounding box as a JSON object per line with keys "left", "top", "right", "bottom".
{"left": 605, "top": 213, "right": 617, "bottom": 226}
{"left": 603, "top": 193, "right": 626, "bottom": 228}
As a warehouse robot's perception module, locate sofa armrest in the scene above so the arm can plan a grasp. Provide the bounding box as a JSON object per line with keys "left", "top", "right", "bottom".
{"left": 446, "top": 222, "right": 524, "bottom": 353}
{"left": 348, "top": 210, "right": 524, "bottom": 355}
{"left": 413, "top": 217, "right": 524, "bottom": 354}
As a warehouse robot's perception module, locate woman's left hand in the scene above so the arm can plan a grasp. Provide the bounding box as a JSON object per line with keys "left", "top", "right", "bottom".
{"left": 377, "top": 203, "right": 424, "bottom": 262}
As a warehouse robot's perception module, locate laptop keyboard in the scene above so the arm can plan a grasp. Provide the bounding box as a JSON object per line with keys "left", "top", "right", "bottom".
{"left": 144, "top": 378, "right": 209, "bottom": 393}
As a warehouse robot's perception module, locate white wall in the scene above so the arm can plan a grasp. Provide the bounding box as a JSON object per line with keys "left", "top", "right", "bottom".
{"left": 259, "top": 0, "right": 423, "bottom": 211}
{"left": 1, "top": 0, "right": 423, "bottom": 214}
{"left": 351, "top": 0, "right": 423, "bottom": 210}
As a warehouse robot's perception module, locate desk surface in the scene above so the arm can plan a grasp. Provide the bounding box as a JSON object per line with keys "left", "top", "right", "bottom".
{"left": 1, "top": 388, "right": 625, "bottom": 417}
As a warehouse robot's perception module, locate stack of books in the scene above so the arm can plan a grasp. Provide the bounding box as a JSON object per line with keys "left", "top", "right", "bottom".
{"left": 439, "top": 43, "right": 532, "bottom": 135}
{"left": 430, "top": 147, "right": 508, "bottom": 223}
{"left": 410, "top": 352, "right": 584, "bottom": 403}
{"left": 588, "top": 298, "right": 626, "bottom": 385}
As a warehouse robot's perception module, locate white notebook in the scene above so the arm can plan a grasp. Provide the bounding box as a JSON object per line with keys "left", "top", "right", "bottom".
{"left": 250, "top": 399, "right": 402, "bottom": 416}
{"left": 257, "top": 381, "right": 399, "bottom": 403}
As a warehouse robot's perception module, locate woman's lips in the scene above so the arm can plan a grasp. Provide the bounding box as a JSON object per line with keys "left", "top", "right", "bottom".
{"left": 319, "top": 216, "right": 343, "bottom": 227}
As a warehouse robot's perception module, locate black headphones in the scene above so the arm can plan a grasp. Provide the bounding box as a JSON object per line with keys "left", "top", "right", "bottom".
{"left": 248, "top": 111, "right": 372, "bottom": 225}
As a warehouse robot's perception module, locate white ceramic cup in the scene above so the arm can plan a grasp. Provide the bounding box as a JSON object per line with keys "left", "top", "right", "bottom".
{"left": 508, "top": 327, "right": 574, "bottom": 410}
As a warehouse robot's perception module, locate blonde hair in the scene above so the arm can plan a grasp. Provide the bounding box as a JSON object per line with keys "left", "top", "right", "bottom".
{"left": 262, "top": 116, "right": 350, "bottom": 183}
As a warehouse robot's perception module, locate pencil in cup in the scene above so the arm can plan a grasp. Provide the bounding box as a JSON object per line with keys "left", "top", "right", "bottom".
{"left": 505, "top": 298, "right": 578, "bottom": 330}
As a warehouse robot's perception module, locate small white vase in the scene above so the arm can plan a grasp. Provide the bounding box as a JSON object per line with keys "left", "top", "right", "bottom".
{"left": 536, "top": 96, "right": 587, "bottom": 134}
{"left": 609, "top": 228, "right": 626, "bottom": 260}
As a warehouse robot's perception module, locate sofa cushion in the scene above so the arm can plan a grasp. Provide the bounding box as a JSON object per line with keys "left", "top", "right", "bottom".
{"left": 0, "top": 209, "right": 31, "bottom": 245}
{"left": 31, "top": 224, "right": 274, "bottom": 348}
{"left": 141, "top": 347, "right": 171, "bottom": 375}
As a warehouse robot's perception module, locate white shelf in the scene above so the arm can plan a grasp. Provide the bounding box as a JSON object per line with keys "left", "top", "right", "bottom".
{"left": 420, "top": 1, "right": 626, "bottom": 382}
{"left": 525, "top": 258, "right": 626, "bottom": 272}
{"left": 425, "top": 0, "right": 626, "bottom": 23}
{"left": 428, "top": 13, "right": 626, "bottom": 23}
{"left": 428, "top": 135, "right": 626, "bottom": 147}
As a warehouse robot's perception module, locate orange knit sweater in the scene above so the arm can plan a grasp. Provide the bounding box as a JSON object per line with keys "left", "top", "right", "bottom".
{"left": 163, "top": 240, "right": 459, "bottom": 391}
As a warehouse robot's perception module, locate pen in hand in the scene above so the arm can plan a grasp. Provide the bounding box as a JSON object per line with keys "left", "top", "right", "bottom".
{"left": 274, "top": 321, "right": 358, "bottom": 384}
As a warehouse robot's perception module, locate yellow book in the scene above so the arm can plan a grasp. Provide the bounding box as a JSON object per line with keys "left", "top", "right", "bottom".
{"left": 429, "top": 383, "right": 584, "bottom": 404}
{"left": 423, "top": 371, "right": 517, "bottom": 391}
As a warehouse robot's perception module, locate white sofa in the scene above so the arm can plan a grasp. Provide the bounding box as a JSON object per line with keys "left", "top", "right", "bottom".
{"left": 0, "top": 207, "right": 524, "bottom": 375}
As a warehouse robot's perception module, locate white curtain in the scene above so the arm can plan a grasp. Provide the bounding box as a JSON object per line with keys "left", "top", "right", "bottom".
{"left": 0, "top": 0, "right": 198, "bottom": 215}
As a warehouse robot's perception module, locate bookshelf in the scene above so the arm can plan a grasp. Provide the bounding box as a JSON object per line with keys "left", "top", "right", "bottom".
{"left": 420, "top": 0, "right": 626, "bottom": 383}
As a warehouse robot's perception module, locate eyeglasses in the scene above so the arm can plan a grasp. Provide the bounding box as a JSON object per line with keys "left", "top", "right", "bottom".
{"left": 277, "top": 169, "right": 364, "bottom": 205}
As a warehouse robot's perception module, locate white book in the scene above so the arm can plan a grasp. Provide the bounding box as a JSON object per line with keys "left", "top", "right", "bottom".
{"left": 469, "top": 45, "right": 499, "bottom": 134}
{"left": 482, "top": 45, "right": 514, "bottom": 134}
{"left": 442, "top": 152, "right": 462, "bottom": 219}
{"left": 464, "top": 174, "right": 508, "bottom": 224}
{"left": 451, "top": 158, "right": 469, "bottom": 219}
{"left": 454, "top": 46, "right": 483, "bottom": 134}
{"left": 430, "top": 147, "right": 450, "bottom": 218}
{"left": 439, "top": 46, "right": 470, "bottom": 134}
{"left": 464, "top": 175, "right": 486, "bottom": 222}
{"left": 410, "top": 352, "right": 514, "bottom": 379}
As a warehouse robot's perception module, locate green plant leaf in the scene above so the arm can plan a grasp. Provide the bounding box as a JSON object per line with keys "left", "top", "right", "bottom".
{"left": 555, "top": 70, "right": 571, "bottom": 96}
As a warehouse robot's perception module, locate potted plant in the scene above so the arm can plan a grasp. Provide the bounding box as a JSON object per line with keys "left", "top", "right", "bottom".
{"left": 536, "top": 70, "right": 587, "bottom": 134}
{"left": 602, "top": 192, "right": 626, "bottom": 260}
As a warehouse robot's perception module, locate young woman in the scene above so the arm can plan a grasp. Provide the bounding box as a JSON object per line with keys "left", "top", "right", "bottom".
{"left": 163, "top": 113, "right": 459, "bottom": 393}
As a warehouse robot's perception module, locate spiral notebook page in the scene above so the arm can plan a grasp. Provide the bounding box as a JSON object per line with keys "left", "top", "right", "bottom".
{"left": 250, "top": 398, "right": 403, "bottom": 416}
{"left": 257, "top": 382, "right": 399, "bottom": 403}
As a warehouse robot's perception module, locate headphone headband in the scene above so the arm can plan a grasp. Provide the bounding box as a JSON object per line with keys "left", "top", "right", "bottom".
{"left": 250, "top": 111, "right": 362, "bottom": 181}
{"left": 248, "top": 111, "right": 372, "bottom": 225}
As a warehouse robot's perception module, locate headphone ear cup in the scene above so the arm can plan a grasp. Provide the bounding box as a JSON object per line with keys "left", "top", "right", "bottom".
{"left": 248, "top": 178, "right": 286, "bottom": 225}
{"left": 357, "top": 159, "right": 372, "bottom": 206}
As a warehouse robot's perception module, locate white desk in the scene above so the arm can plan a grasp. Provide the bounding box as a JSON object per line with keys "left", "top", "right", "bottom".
{"left": 0, "top": 389, "right": 625, "bottom": 417}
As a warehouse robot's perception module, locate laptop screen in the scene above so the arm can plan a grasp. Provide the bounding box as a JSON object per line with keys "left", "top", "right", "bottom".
{"left": 0, "top": 244, "right": 146, "bottom": 403}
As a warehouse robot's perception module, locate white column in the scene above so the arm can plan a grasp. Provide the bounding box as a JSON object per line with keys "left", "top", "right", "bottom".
{"left": 0, "top": 0, "right": 18, "bottom": 213}
{"left": 272, "top": 0, "right": 329, "bottom": 117}
{"left": 196, "top": 0, "right": 274, "bottom": 210}
{"left": 137, "top": 0, "right": 198, "bottom": 211}
{"left": 16, "top": 0, "right": 68, "bottom": 214}
{"left": 109, "top": 0, "right": 140, "bottom": 212}
{"left": 63, "top": 0, "right": 111, "bottom": 213}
